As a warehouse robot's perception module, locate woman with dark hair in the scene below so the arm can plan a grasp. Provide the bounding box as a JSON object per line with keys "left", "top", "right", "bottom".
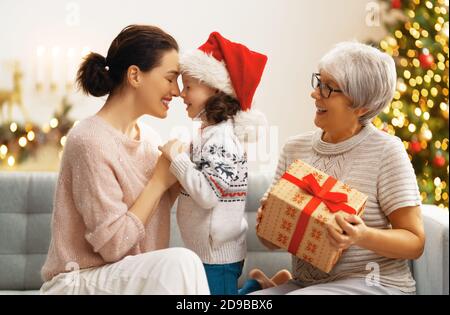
{"left": 40, "top": 25, "right": 210, "bottom": 295}
{"left": 158, "top": 32, "right": 268, "bottom": 295}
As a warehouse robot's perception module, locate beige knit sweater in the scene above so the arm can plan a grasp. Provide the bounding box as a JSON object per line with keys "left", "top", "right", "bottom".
{"left": 41, "top": 115, "right": 171, "bottom": 282}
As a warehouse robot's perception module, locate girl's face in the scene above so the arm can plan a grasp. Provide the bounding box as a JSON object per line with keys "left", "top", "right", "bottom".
{"left": 135, "top": 49, "right": 181, "bottom": 119}
{"left": 180, "top": 75, "right": 217, "bottom": 119}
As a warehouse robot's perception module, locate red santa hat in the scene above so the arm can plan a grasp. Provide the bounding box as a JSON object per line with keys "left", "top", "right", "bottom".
{"left": 180, "top": 31, "right": 267, "bottom": 111}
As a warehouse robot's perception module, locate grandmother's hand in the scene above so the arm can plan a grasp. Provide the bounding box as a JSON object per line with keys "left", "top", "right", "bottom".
{"left": 256, "top": 207, "right": 263, "bottom": 230}
{"left": 158, "top": 139, "right": 188, "bottom": 162}
{"left": 256, "top": 202, "right": 280, "bottom": 250}
{"left": 327, "top": 213, "right": 368, "bottom": 250}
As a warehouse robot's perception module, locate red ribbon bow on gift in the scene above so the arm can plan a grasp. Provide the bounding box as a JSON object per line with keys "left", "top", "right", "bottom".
{"left": 282, "top": 173, "right": 356, "bottom": 215}
{"left": 281, "top": 172, "right": 357, "bottom": 255}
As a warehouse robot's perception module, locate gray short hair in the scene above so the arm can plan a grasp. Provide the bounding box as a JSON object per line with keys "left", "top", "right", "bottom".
{"left": 318, "top": 41, "right": 397, "bottom": 125}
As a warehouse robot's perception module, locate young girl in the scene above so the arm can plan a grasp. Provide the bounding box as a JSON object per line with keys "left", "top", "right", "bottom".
{"left": 159, "top": 32, "right": 267, "bottom": 295}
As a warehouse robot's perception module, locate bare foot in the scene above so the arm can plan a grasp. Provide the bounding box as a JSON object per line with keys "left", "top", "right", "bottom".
{"left": 248, "top": 268, "right": 276, "bottom": 289}
{"left": 270, "top": 269, "right": 293, "bottom": 286}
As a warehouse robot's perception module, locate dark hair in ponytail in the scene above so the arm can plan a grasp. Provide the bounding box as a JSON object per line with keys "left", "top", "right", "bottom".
{"left": 77, "top": 24, "right": 179, "bottom": 97}
{"left": 204, "top": 91, "right": 241, "bottom": 124}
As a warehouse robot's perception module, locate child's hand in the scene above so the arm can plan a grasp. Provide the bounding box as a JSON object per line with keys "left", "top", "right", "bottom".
{"left": 158, "top": 140, "right": 188, "bottom": 162}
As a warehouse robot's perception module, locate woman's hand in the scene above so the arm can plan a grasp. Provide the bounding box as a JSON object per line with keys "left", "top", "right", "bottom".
{"left": 327, "top": 213, "right": 368, "bottom": 250}
{"left": 151, "top": 155, "right": 178, "bottom": 190}
{"left": 256, "top": 207, "right": 263, "bottom": 230}
{"left": 158, "top": 139, "right": 188, "bottom": 162}
{"left": 256, "top": 198, "right": 268, "bottom": 230}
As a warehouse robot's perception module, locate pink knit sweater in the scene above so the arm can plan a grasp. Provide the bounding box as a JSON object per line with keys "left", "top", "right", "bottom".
{"left": 41, "top": 115, "right": 171, "bottom": 282}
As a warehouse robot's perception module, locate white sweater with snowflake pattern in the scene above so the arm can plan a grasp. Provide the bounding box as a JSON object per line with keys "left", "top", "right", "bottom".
{"left": 169, "top": 119, "right": 248, "bottom": 264}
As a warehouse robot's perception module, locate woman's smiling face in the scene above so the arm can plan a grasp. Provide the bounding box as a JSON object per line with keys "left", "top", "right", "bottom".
{"left": 136, "top": 49, "right": 181, "bottom": 119}
{"left": 311, "top": 71, "right": 366, "bottom": 138}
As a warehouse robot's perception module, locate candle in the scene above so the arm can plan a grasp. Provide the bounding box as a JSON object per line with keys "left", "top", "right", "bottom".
{"left": 51, "top": 45, "right": 61, "bottom": 91}
{"left": 35, "top": 45, "right": 45, "bottom": 91}
{"left": 66, "top": 47, "right": 76, "bottom": 90}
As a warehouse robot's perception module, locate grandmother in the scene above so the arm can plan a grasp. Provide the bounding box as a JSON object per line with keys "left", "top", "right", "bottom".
{"left": 254, "top": 41, "right": 425, "bottom": 295}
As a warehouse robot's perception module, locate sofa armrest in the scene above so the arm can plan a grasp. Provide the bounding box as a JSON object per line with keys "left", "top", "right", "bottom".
{"left": 413, "top": 205, "right": 449, "bottom": 295}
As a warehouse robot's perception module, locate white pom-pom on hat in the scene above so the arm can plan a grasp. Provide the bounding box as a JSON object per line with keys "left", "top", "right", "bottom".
{"left": 233, "top": 109, "right": 268, "bottom": 143}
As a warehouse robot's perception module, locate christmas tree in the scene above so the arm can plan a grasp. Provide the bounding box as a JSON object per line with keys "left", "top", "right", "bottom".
{"left": 373, "top": 0, "right": 449, "bottom": 210}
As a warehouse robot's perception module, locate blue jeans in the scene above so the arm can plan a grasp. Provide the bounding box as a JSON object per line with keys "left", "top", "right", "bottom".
{"left": 203, "top": 261, "right": 244, "bottom": 295}
{"left": 203, "top": 261, "right": 263, "bottom": 295}
{"left": 238, "top": 279, "right": 262, "bottom": 295}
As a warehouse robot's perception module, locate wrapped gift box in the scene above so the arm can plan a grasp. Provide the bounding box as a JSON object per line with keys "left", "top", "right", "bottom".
{"left": 257, "top": 159, "right": 368, "bottom": 273}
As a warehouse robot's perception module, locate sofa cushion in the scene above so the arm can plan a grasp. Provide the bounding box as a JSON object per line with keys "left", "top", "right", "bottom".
{"left": 0, "top": 172, "right": 57, "bottom": 291}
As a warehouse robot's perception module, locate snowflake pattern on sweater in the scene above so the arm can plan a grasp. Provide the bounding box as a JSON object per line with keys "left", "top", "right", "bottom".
{"left": 194, "top": 143, "right": 248, "bottom": 202}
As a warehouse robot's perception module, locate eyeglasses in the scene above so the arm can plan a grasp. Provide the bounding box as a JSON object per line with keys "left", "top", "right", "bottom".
{"left": 311, "top": 73, "right": 343, "bottom": 99}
